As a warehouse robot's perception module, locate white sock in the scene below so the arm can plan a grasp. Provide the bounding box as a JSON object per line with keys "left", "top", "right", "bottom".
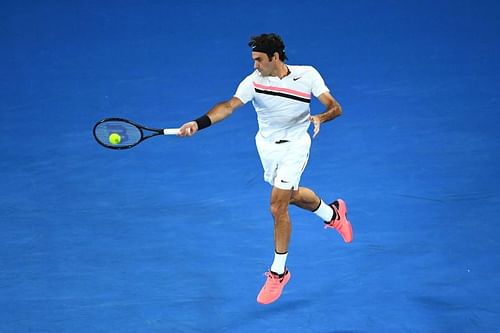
{"left": 270, "top": 251, "right": 288, "bottom": 275}
{"left": 313, "top": 200, "right": 334, "bottom": 221}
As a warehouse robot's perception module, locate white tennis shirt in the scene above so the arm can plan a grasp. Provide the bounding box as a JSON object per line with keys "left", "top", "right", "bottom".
{"left": 234, "top": 65, "right": 330, "bottom": 141}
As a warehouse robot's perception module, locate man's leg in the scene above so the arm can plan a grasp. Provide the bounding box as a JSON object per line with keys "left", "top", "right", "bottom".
{"left": 289, "top": 186, "right": 322, "bottom": 212}
{"left": 256, "top": 186, "right": 293, "bottom": 305}
{"left": 270, "top": 187, "right": 293, "bottom": 254}
{"left": 290, "top": 186, "right": 353, "bottom": 243}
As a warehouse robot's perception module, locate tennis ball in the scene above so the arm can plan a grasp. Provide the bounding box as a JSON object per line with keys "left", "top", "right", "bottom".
{"left": 109, "top": 133, "right": 121, "bottom": 145}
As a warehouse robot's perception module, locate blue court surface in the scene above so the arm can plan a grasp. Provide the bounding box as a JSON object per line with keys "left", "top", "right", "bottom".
{"left": 1, "top": 1, "right": 499, "bottom": 332}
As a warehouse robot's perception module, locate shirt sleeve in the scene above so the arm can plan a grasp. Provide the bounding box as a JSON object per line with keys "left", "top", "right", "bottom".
{"left": 234, "top": 73, "right": 254, "bottom": 104}
{"left": 309, "top": 67, "right": 330, "bottom": 97}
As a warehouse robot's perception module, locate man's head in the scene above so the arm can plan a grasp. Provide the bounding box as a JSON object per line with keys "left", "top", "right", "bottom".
{"left": 248, "top": 33, "right": 288, "bottom": 76}
{"left": 248, "top": 33, "right": 288, "bottom": 61}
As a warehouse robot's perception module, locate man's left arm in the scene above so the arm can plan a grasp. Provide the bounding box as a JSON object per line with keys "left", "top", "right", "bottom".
{"left": 310, "top": 92, "right": 342, "bottom": 138}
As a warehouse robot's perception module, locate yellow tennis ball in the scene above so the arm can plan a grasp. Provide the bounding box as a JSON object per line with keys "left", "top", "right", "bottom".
{"left": 109, "top": 133, "right": 121, "bottom": 145}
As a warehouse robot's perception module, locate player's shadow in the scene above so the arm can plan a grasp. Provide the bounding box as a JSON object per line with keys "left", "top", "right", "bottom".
{"left": 222, "top": 298, "right": 311, "bottom": 331}
{"left": 220, "top": 297, "right": 364, "bottom": 333}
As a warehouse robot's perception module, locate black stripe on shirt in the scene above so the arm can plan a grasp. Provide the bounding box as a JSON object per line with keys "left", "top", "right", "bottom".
{"left": 254, "top": 88, "right": 311, "bottom": 104}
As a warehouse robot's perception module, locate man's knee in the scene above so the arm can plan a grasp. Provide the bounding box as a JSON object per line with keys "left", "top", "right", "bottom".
{"left": 270, "top": 201, "right": 288, "bottom": 219}
{"left": 270, "top": 187, "right": 293, "bottom": 219}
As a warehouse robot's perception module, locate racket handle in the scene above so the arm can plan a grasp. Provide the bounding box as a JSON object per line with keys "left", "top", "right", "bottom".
{"left": 163, "top": 128, "right": 180, "bottom": 135}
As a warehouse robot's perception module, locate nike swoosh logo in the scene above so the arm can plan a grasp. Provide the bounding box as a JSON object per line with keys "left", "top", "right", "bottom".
{"left": 280, "top": 180, "right": 289, "bottom": 183}
{"left": 293, "top": 77, "right": 301, "bottom": 81}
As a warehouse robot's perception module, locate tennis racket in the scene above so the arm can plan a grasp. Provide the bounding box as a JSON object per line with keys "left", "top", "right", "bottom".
{"left": 93, "top": 117, "right": 180, "bottom": 150}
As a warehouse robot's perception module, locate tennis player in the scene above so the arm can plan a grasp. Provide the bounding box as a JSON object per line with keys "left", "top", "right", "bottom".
{"left": 179, "top": 33, "right": 353, "bottom": 304}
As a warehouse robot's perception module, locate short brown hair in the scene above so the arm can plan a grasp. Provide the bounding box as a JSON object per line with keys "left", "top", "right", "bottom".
{"left": 248, "top": 33, "right": 288, "bottom": 61}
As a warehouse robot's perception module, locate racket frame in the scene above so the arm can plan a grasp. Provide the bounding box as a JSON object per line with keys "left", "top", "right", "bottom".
{"left": 93, "top": 117, "right": 179, "bottom": 150}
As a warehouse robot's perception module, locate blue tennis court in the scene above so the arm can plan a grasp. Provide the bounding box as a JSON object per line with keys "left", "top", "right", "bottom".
{"left": 1, "top": 1, "right": 499, "bottom": 332}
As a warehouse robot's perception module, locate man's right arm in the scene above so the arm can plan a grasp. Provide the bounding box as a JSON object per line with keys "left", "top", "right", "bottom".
{"left": 178, "top": 97, "right": 244, "bottom": 136}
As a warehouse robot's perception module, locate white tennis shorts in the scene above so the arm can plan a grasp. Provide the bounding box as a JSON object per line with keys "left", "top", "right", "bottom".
{"left": 255, "top": 132, "right": 311, "bottom": 190}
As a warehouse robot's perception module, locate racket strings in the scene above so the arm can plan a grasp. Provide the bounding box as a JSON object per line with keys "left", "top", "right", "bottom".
{"left": 94, "top": 121, "right": 142, "bottom": 147}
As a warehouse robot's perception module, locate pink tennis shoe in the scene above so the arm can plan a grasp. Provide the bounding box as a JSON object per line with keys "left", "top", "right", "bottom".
{"left": 324, "top": 199, "right": 353, "bottom": 243}
{"left": 256, "top": 270, "right": 291, "bottom": 304}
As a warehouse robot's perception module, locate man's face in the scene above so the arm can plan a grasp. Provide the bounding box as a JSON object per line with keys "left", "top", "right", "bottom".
{"left": 252, "top": 51, "right": 276, "bottom": 76}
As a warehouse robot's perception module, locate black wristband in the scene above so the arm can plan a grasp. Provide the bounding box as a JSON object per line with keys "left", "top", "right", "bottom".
{"left": 194, "top": 115, "right": 212, "bottom": 130}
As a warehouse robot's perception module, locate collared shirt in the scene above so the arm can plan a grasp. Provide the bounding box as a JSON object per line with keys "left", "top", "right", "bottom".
{"left": 234, "top": 65, "right": 329, "bottom": 141}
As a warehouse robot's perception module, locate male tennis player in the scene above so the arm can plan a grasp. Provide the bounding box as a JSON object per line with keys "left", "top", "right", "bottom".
{"left": 179, "top": 33, "right": 353, "bottom": 304}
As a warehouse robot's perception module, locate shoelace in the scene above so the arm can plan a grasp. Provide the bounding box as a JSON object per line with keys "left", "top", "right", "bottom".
{"left": 262, "top": 272, "right": 285, "bottom": 291}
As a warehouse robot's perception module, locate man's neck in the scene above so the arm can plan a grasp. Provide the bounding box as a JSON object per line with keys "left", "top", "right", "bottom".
{"left": 275, "top": 63, "right": 290, "bottom": 79}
